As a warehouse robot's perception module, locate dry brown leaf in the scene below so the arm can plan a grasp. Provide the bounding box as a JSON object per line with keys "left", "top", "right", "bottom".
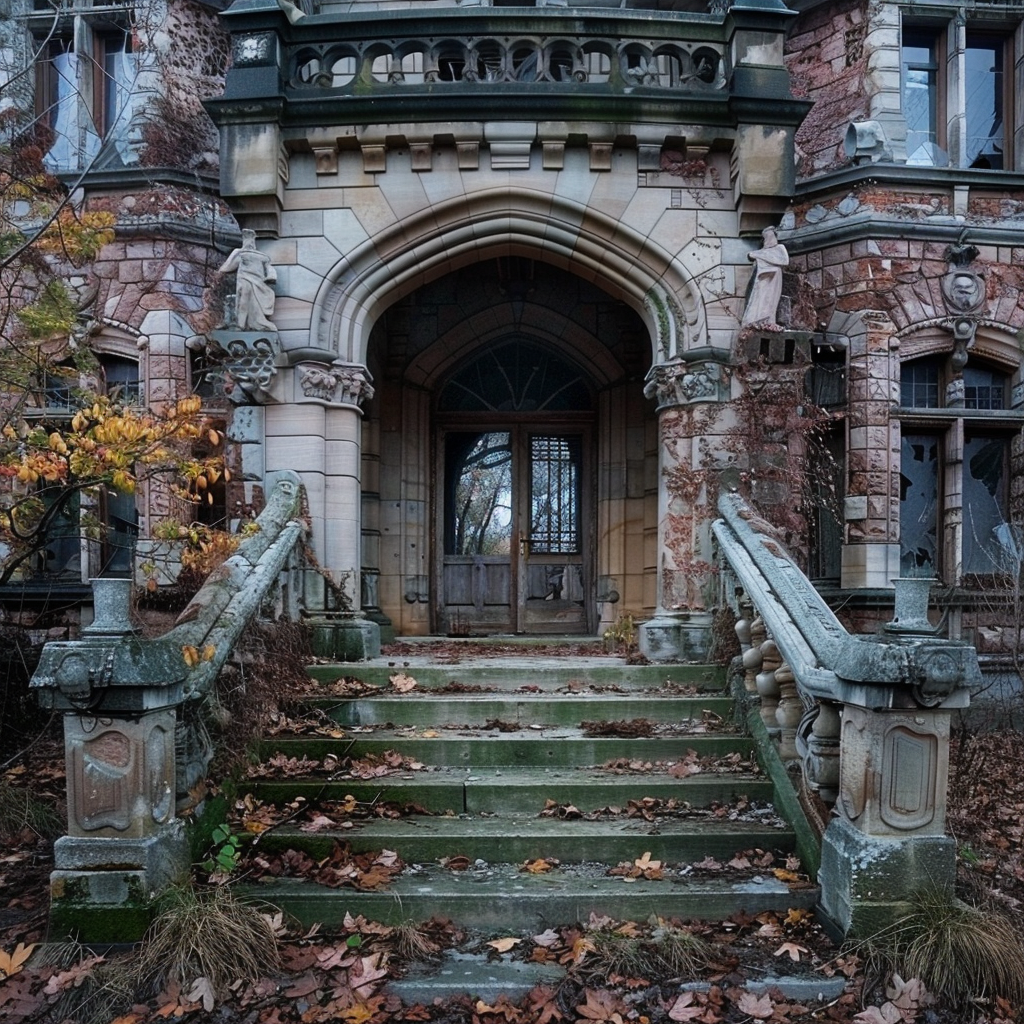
{"left": 521, "top": 858, "right": 557, "bottom": 874}
{"left": 389, "top": 672, "right": 417, "bottom": 692}
{"left": 0, "top": 943, "right": 36, "bottom": 979}
{"left": 487, "top": 937, "right": 522, "bottom": 953}
{"left": 667, "top": 991, "right": 705, "bottom": 1021}
{"left": 185, "top": 977, "right": 216, "bottom": 1012}
{"left": 774, "top": 941, "right": 808, "bottom": 962}
{"left": 736, "top": 990, "right": 774, "bottom": 1019}
{"left": 853, "top": 1005, "right": 902, "bottom": 1024}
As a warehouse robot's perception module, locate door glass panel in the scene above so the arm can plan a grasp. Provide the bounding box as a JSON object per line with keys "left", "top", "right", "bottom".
{"left": 445, "top": 432, "right": 513, "bottom": 555}
{"left": 529, "top": 435, "right": 580, "bottom": 554}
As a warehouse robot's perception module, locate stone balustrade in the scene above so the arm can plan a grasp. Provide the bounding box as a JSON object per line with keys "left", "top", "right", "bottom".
{"left": 285, "top": 32, "right": 725, "bottom": 92}
{"left": 31, "top": 474, "right": 309, "bottom": 940}
{"left": 713, "top": 490, "right": 979, "bottom": 936}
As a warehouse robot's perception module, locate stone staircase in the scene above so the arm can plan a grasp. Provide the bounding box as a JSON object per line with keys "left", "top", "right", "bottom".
{"left": 233, "top": 652, "right": 819, "bottom": 933}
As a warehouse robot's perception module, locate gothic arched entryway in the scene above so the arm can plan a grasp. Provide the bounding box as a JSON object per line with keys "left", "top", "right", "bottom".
{"left": 437, "top": 340, "right": 594, "bottom": 635}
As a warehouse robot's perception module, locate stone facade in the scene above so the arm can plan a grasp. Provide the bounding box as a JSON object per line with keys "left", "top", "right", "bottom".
{"left": 1, "top": 0, "right": 1023, "bottom": 658}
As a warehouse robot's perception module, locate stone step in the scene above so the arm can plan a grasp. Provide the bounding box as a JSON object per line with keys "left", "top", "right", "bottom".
{"left": 248, "top": 812, "right": 793, "bottom": 864}
{"left": 307, "top": 663, "right": 726, "bottom": 692}
{"left": 257, "top": 732, "right": 754, "bottom": 767}
{"left": 236, "top": 865, "right": 817, "bottom": 932}
{"left": 246, "top": 766, "right": 773, "bottom": 813}
{"left": 302, "top": 692, "right": 734, "bottom": 728}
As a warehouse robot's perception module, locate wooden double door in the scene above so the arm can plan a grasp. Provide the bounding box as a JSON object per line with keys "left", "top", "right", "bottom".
{"left": 438, "top": 424, "right": 591, "bottom": 635}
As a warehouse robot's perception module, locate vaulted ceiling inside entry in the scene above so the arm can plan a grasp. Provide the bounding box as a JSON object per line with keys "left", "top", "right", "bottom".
{"left": 367, "top": 260, "right": 649, "bottom": 389}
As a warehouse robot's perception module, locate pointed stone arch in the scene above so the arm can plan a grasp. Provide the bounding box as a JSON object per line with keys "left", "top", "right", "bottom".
{"left": 310, "top": 187, "right": 706, "bottom": 368}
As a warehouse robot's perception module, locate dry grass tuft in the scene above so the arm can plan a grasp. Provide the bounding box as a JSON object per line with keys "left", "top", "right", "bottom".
{"left": 390, "top": 923, "right": 443, "bottom": 962}
{"left": 580, "top": 924, "right": 714, "bottom": 982}
{"left": 133, "top": 884, "right": 280, "bottom": 998}
{"left": 863, "top": 889, "right": 1024, "bottom": 1010}
{"left": 0, "top": 778, "right": 63, "bottom": 841}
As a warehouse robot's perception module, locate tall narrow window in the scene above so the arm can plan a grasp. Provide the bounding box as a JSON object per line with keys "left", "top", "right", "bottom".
{"left": 529, "top": 435, "right": 580, "bottom": 554}
{"left": 899, "top": 433, "right": 940, "bottom": 574}
{"left": 963, "top": 434, "right": 1011, "bottom": 573}
{"left": 902, "top": 28, "right": 944, "bottom": 166}
{"left": 964, "top": 33, "right": 1005, "bottom": 169}
{"left": 96, "top": 30, "right": 133, "bottom": 138}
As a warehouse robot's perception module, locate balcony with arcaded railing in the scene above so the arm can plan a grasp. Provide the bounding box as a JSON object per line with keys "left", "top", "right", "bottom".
{"left": 212, "top": 1, "right": 804, "bottom": 129}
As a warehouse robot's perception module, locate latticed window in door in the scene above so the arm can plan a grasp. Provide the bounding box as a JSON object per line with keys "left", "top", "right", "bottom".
{"left": 529, "top": 435, "right": 580, "bottom": 554}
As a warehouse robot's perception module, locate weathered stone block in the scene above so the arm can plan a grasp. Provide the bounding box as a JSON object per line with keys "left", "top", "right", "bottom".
{"left": 819, "top": 816, "right": 956, "bottom": 937}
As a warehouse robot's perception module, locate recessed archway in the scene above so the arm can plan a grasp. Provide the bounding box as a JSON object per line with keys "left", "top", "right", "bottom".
{"left": 362, "top": 258, "right": 656, "bottom": 637}
{"left": 311, "top": 187, "right": 707, "bottom": 370}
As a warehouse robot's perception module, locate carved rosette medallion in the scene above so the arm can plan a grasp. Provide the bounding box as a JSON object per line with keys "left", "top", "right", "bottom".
{"left": 643, "top": 359, "right": 727, "bottom": 410}
{"left": 295, "top": 361, "right": 375, "bottom": 409}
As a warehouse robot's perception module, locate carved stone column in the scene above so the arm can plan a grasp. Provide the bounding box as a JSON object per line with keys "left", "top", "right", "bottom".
{"left": 293, "top": 360, "right": 381, "bottom": 661}
{"left": 640, "top": 357, "right": 730, "bottom": 661}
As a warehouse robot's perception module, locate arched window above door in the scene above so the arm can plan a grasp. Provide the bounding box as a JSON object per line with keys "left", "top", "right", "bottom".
{"left": 438, "top": 340, "right": 592, "bottom": 412}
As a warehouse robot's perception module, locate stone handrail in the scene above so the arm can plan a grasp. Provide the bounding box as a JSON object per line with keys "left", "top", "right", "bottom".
{"left": 31, "top": 475, "right": 308, "bottom": 938}
{"left": 712, "top": 491, "right": 979, "bottom": 709}
{"left": 712, "top": 490, "right": 979, "bottom": 936}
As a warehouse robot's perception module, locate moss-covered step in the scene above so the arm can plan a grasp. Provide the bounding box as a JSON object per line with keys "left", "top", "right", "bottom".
{"left": 305, "top": 664, "right": 727, "bottom": 692}
{"left": 254, "top": 733, "right": 756, "bottom": 767}
{"left": 245, "top": 765, "right": 773, "bottom": 813}
{"left": 238, "top": 867, "right": 818, "bottom": 931}
{"left": 299, "top": 693, "right": 734, "bottom": 728}
{"left": 247, "top": 813, "right": 795, "bottom": 865}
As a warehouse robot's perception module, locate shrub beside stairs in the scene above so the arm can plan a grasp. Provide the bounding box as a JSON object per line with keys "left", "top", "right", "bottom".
{"left": 231, "top": 657, "right": 820, "bottom": 937}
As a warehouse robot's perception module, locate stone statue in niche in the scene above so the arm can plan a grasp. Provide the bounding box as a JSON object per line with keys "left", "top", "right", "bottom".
{"left": 218, "top": 229, "right": 278, "bottom": 331}
{"left": 741, "top": 226, "right": 789, "bottom": 331}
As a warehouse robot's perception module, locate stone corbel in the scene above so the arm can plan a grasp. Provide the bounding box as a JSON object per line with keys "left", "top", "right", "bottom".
{"left": 206, "top": 330, "right": 281, "bottom": 405}
{"left": 643, "top": 359, "right": 729, "bottom": 410}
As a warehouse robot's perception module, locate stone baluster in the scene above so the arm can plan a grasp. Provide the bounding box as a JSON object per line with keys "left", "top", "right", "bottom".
{"left": 801, "top": 701, "right": 841, "bottom": 805}
{"left": 742, "top": 613, "right": 765, "bottom": 694}
{"left": 756, "top": 637, "right": 781, "bottom": 737}
{"left": 774, "top": 658, "right": 801, "bottom": 759}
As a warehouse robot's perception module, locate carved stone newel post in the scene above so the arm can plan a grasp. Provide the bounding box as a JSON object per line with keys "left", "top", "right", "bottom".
{"left": 32, "top": 579, "right": 190, "bottom": 938}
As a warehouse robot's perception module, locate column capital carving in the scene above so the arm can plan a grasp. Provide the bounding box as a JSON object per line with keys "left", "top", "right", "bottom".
{"left": 643, "top": 358, "right": 729, "bottom": 410}
{"left": 295, "top": 360, "right": 375, "bottom": 410}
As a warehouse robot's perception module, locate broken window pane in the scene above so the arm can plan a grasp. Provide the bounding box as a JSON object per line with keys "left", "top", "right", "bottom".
{"left": 963, "top": 435, "right": 1011, "bottom": 573}
{"left": 899, "top": 433, "right": 939, "bottom": 574}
